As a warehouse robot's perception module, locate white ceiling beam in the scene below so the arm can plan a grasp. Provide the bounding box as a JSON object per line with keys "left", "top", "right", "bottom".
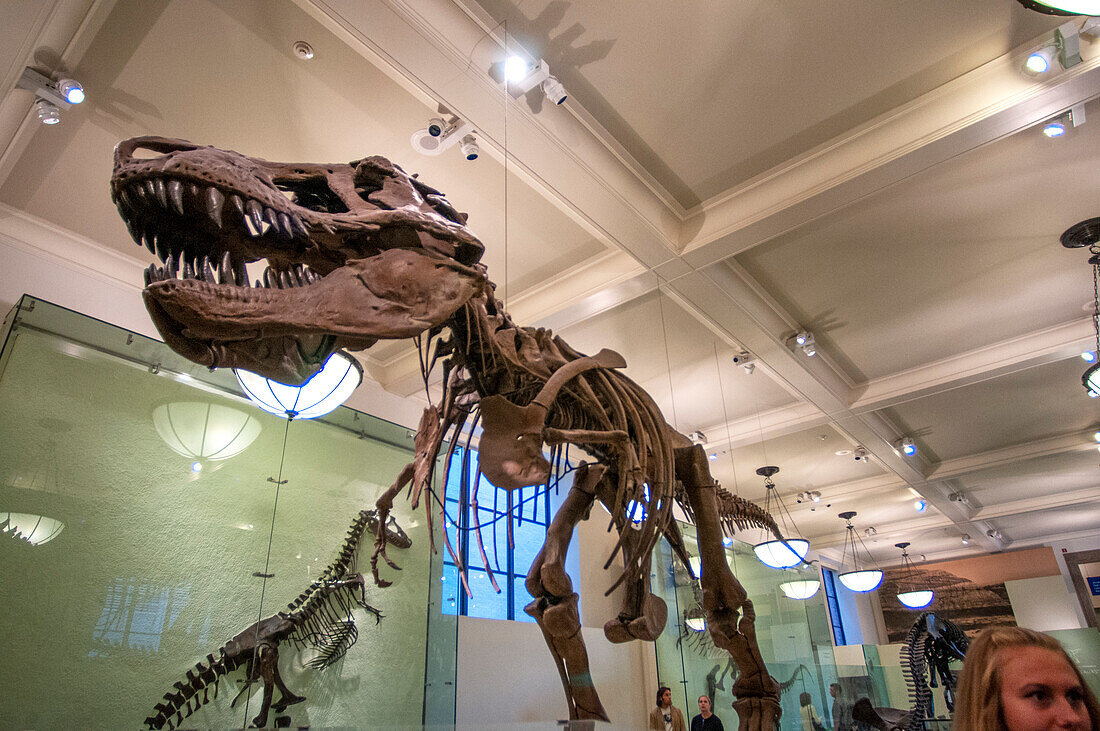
{"left": 852, "top": 317, "right": 1096, "bottom": 412}
{"left": 927, "top": 429, "right": 1097, "bottom": 481}
{"left": 678, "top": 32, "right": 1100, "bottom": 266}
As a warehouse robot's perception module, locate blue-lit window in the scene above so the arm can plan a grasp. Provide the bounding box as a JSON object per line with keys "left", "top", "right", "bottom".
{"left": 822, "top": 567, "right": 846, "bottom": 645}
{"left": 441, "top": 446, "right": 552, "bottom": 621}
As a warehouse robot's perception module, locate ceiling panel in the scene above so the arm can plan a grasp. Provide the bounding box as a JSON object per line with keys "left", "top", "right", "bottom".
{"left": 555, "top": 289, "right": 798, "bottom": 433}
{"left": 882, "top": 357, "right": 1096, "bottom": 462}
{"left": 735, "top": 112, "right": 1100, "bottom": 382}
{"left": 956, "top": 448, "right": 1100, "bottom": 508}
{"left": 471, "top": 0, "right": 1059, "bottom": 207}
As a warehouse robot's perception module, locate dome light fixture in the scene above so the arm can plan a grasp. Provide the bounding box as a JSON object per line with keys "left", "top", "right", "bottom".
{"left": 751, "top": 466, "right": 810, "bottom": 569}
{"left": 779, "top": 578, "right": 821, "bottom": 600}
{"left": 894, "top": 541, "right": 934, "bottom": 609}
{"left": 152, "top": 401, "right": 262, "bottom": 465}
{"left": 234, "top": 350, "right": 362, "bottom": 419}
{"left": 1060, "top": 217, "right": 1100, "bottom": 397}
{"left": 2, "top": 512, "right": 65, "bottom": 546}
{"left": 836, "top": 511, "right": 883, "bottom": 592}
{"left": 684, "top": 605, "right": 707, "bottom": 632}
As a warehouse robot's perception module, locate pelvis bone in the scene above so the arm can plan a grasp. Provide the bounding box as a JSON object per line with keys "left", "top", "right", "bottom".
{"left": 478, "top": 348, "right": 626, "bottom": 490}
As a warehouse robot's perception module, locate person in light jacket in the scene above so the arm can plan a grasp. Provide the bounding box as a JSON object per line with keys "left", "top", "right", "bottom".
{"left": 800, "top": 691, "right": 825, "bottom": 731}
{"left": 650, "top": 686, "right": 687, "bottom": 731}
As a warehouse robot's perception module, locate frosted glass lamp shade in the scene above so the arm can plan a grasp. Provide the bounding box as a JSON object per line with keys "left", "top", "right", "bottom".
{"left": 684, "top": 606, "right": 707, "bottom": 632}
{"left": 2, "top": 512, "right": 64, "bottom": 546}
{"left": 753, "top": 538, "right": 809, "bottom": 569}
{"left": 779, "top": 580, "right": 820, "bottom": 600}
{"left": 152, "top": 402, "right": 261, "bottom": 461}
{"left": 897, "top": 589, "right": 934, "bottom": 608}
{"left": 235, "top": 351, "right": 362, "bottom": 419}
{"left": 838, "top": 569, "right": 884, "bottom": 592}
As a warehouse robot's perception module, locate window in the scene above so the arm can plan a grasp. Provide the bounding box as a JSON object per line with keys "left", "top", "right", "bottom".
{"left": 822, "top": 567, "right": 846, "bottom": 645}
{"left": 440, "top": 446, "right": 553, "bottom": 621}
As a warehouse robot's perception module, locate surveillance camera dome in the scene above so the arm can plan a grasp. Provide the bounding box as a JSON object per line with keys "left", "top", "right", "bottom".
{"left": 427, "top": 117, "right": 445, "bottom": 137}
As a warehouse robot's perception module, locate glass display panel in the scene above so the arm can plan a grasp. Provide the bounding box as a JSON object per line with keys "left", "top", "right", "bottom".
{"left": 0, "top": 296, "right": 455, "bottom": 729}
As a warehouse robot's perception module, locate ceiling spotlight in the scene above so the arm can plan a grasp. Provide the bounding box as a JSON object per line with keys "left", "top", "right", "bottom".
{"left": 411, "top": 116, "right": 474, "bottom": 158}
{"left": 56, "top": 78, "right": 84, "bottom": 104}
{"left": 541, "top": 76, "right": 567, "bottom": 105}
{"left": 914, "top": 499, "right": 927, "bottom": 513}
{"left": 1025, "top": 44, "right": 1057, "bottom": 74}
{"left": 898, "top": 436, "right": 917, "bottom": 456}
{"left": 459, "top": 134, "right": 479, "bottom": 161}
{"left": 292, "top": 40, "right": 315, "bottom": 60}
{"left": 852, "top": 446, "right": 869, "bottom": 462}
{"left": 501, "top": 57, "right": 567, "bottom": 107}
{"left": 35, "top": 99, "right": 60, "bottom": 125}
{"left": 504, "top": 55, "right": 531, "bottom": 83}
{"left": 790, "top": 331, "right": 817, "bottom": 356}
{"left": 690, "top": 430, "right": 707, "bottom": 445}
{"left": 1082, "top": 351, "right": 1097, "bottom": 362}
{"left": 986, "top": 529, "right": 1003, "bottom": 540}
{"left": 961, "top": 533, "right": 971, "bottom": 546}
{"left": 794, "top": 331, "right": 811, "bottom": 346}
{"left": 1043, "top": 118, "right": 1068, "bottom": 138}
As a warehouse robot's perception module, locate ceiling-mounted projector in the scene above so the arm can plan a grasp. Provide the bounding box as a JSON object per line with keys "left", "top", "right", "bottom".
{"left": 411, "top": 116, "right": 473, "bottom": 157}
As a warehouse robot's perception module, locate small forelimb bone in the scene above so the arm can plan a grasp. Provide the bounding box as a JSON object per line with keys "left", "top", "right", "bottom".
{"left": 371, "top": 462, "right": 414, "bottom": 587}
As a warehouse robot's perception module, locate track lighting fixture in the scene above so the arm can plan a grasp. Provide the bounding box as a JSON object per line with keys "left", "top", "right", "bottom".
{"left": 459, "top": 134, "right": 479, "bottom": 161}
{"left": 852, "top": 446, "right": 869, "bottom": 462}
{"left": 897, "top": 436, "right": 917, "bottom": 456}
{"left": 961, "top": 534, "right": 971, "bottom": 545}
{"left": 986, "top": 529, "right": 1003, "bottom": 540}
{"left": 501, "top": 56, "right": 568, "bottom": 105}
{"left": 411, "top": 116, "right": 478, "bottom": 161}
{"left": 35, "top": 99, "right": 60, "bottom": 125}
{"left": 1082, "top": 351, "right": 1097, "bottom": 362}
{"left": 913, "top": 499, "right": 927, "bottom": 513}
{"left": 689, "top": 430, "right": 707, "bottom": 445}
{"left": 789, "top": 331, "right": 816, "bottom": 357}
{"left": 1022, "top": 18, "right": 1100, "bottom": 75}
{"left": 16, "top": 67, "right": 85, "bottom": 125}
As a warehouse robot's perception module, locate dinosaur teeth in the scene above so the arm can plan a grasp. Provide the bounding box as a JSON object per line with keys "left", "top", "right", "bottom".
{"left": 168, "top": 180, "right": 184, "bottom": 215}
{"left": 218, "top": 251, "right": 232, "bottom": 284}
{"left": 205, "top": 187, "right": 224, "bottom": 228}
{"left": 246, "top": 200, "right": 264, "bottom": 235}
{"left": 153, "top": 179, "right": 168, "bottom": 209}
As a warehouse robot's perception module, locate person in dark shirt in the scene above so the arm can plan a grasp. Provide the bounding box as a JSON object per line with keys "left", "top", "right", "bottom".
{"left": 830, "top": 682, "right": 853, "bottom": 730}
{"left": 690, "top": 694, "right": 724, "bottom": 731}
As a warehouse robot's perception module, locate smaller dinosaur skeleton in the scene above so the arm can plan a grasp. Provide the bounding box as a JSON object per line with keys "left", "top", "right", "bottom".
{"left": 143, "top": 509, "right": 408, "bottom": 730}
{"left": 899, "top": 611, "right": 969, "bottom": 728}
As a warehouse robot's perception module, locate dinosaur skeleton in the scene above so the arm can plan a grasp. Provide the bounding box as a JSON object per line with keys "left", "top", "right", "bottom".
{"left": 899, "top": 611, "right": 968, "bottom": 729}
{"left": 110, "top": 136, "right": 797, "bottom": 729}
{"left": 142, "top": 509, "right": 407, "bottom": 730}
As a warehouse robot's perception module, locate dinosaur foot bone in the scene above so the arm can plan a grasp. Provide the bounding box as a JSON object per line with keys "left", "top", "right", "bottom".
{"left": 525, "top": 592, "right": 610, "bottom": 722}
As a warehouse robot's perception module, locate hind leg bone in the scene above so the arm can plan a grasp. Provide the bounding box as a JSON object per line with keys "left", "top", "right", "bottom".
{"left": 676, "top": 444, "right": 780, "bottom": 731}
{"left": 524, "top": 461, "right": 609, "bottom": 722}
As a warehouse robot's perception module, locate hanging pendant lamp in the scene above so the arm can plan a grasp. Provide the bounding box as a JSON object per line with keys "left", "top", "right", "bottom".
{"left": 779, "top": 577, "right": 821, "bottom": 600}
{"left": 894, "top": 542, "right": 934, "bottom": 608}
{"left": 1060, "top": 218, "right": 1100, "bottom": 397}
{"left": 752, "top": 466, "right": 810, "bottom": 569}
{"left": 234, "top": 350, "right": 363, "bottom": 419}
{"left": 836, "top": 511, "right": 883, "bottom": 592}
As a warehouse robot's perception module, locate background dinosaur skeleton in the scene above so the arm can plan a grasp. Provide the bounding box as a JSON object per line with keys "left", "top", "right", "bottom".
{"left": 111, "top": 136, "right": 801, "bottom": 729}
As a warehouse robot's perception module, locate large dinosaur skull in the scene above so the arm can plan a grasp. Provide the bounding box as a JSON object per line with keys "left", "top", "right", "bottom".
{"left": 110, "top": 136, "right": 486, "bottom": 383}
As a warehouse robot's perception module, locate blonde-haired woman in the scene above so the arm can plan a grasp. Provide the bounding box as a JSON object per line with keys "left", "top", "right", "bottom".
{"left": 953, "top": 626, "right": 1099, "bottom": 731}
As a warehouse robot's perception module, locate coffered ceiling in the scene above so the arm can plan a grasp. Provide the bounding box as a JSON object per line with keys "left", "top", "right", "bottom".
{"left": 1, "top": 0, "right": 1097, "bottom": 568}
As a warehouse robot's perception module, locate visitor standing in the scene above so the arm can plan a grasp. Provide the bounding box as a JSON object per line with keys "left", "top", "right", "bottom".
{"left": 830, "top": 682, "right": 853, "bottom": 730}
{"left": 690, "top": 694, "right": 724, "bottom": 731}
{"left": 650, "top": 686, "right": 687, "bottom": 731}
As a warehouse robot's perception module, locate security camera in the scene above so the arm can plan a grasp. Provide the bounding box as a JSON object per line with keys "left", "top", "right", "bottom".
{"left": 459, "top": 134, "right": 479, "bottom": 161}
{"left": 427, "top": 117, "right": 445, "bottom": 137}
{"left": 731, "top": 351, "right": 751, "bottom": 365}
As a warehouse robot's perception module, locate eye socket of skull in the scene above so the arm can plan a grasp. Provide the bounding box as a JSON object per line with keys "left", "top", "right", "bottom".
{"left": 272, "top": 177, "right": 350, "bottom": 214}
{"left": 115, "top": 136, "right": 201, "bottom": 163}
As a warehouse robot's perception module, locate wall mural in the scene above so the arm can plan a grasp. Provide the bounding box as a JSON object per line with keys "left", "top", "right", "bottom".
{"left": 879, "top": 547, "right": 1060, "bottom": 643}
{"left": 109, "top": 136, "right": 804, "bottom": 729}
